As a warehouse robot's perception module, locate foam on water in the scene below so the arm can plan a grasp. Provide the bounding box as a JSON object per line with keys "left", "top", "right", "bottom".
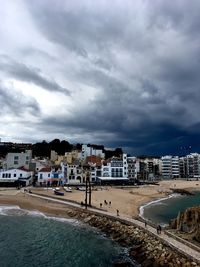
{"left": 0, "top": 205, "right": 80, "bottom": 225}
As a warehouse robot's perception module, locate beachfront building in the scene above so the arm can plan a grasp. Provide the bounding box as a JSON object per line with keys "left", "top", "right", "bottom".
{"left": 66, "top": 164, "right": 83, "bottom": 185}
{"left": 0, "top": 167, "right": 33, "bottom": 186}
{"left": 81, "top": 144, "right": 105, "bottom": 160}
{"left": 37, "top": 167, "right": 65, "bottom": 186}
{"left": 127, "top": 157, "right": 139, "bottom": 181}
{"left": 182, "top": 153, "right": 200, "bottom": 179}
{"left": 3, "top": 150, "right": 32, "bottom": 170}
{"left": 161, "top": 156, "right": 179, "bottom": 179}
{"left": 97, "top": 154, "right": 128, "bottom": 184}
{"left": 84, "top": 156, "right": 102, "bottom": 183}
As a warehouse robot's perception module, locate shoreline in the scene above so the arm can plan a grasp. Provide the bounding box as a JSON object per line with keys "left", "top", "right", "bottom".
{"left": 1, "top": 180, "right": 200, "bottom": 220}
{"left": 139, "top": 193, "right": 175, "bottom": 220}
{"left": 0, "top": 188, "right": 200, "bottom": 266}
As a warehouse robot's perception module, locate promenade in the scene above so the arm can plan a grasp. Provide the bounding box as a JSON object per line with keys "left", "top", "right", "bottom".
{"left": 28, "top": 192, "right": 200, "bottom": 265}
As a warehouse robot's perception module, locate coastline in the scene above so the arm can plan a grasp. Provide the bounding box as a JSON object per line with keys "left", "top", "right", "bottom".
{"left": 139, "top": 193, "right": 176, "bottom": 220}
{"left": 0, "top": 179, "right": 200, "bottom": 220}
{"left": 0, "top": 186, "right": 200, "bottom": 266}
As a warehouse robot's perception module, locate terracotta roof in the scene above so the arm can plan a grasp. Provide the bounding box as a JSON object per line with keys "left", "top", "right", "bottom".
{"left": 85, "top": 155, "right": 102, "bottom": 164}
{"left": 18, "top": 166, "right": 30, "bottom": 172}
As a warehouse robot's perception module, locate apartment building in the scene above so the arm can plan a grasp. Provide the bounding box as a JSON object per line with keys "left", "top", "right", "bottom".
{"left": 161, "top": 156, "right": 179, "bottom": 179}
{"left": 4, "top": 150, "right": 32, "bottom": 170}
{"left": 81, "top": 144, "right": 105, "bottom": 159}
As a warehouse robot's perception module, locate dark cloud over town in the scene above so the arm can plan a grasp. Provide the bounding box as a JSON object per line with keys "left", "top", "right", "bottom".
{"left": 0, "top": 0, "right": 200, "bottom": 155}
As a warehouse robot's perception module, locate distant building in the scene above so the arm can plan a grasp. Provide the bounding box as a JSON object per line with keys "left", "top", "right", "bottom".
{"left": 4, "top": 150, "right": 32, "bottom": 170}
{"left": 127, "top": 157, "right": 139, "bottom": 180}
{"left": 81, "top": 144, "right": 105, "bottom": 159}
{"left": 161, "top": 156, "right": 179, "bottom": 179}
{"left": 183, "top": 153, "right": 200, "bottom": 179}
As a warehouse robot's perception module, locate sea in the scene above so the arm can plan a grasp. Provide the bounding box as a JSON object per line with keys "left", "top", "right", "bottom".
{"left": 0, "top": 206, "right": 138, "bottom": 267}
{"left": 141, "top": 191, "right": 200, "bottom": 226}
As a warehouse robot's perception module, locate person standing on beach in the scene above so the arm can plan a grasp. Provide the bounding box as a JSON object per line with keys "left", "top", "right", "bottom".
{"left": 145, "top": 221, "right": 147, "bottom": 228}
{"left": 116, "top": 209, "right": 119, "bottom": 216}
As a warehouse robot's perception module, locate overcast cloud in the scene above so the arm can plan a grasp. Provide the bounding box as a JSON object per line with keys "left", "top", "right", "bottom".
{"left": 0, "top": 0, "right": 200, "bottom": 155}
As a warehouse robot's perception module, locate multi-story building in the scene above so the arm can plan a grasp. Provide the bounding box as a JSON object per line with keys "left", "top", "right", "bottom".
{"left": 183, "top": 153, "right": 200, "bottom": 179}
{"left": 81, "top": 144, "right": 105, "bottom": 159}
{"left": 161, "top": 156, "right": 179, "bottom": 179}
{"left": 127, "top": 157, "right": 139, "bottom": 180}
{"left": 4, "top": 150, "right": 32, "bottom": 170}
{"left": 97, "top": 154, "right": 128, "bottom": 183}
{"left": 66, "top": 160, "right": 84, "bottom": 185}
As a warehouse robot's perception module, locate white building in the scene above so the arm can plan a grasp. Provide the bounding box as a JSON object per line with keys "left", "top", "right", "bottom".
{"left": 81, "top": 145, "right": 105, "bottom": 159}
{"left": 4, "top": 150, "right": 32, "bottom": 170}
{"left": 161, "top": 156, "right": 179, "bottom": 179}
{"left": 37, "top": 167, "right": 64, "bottom": 185}
{"left": 98, "top": 154, "right": 128, "bottom": 183}
{"left": 0, "top": 168, "right": 33, "bottom": 186}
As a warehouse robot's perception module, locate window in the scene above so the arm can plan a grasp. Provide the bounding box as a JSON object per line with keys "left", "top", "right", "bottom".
{"left": 14, "top": 156, "right": 19, "bottom": 160}
{"left": 2, "top": 173, "right": 5, "bottom": 178}
{"left": 8, "top": 173, "right": 11, "bottom": 178}
{"left": 48, "top": 173, "right": 50, "bottom": 178}
{"left": 25, "top": 161, "right": 29, "bottom": 165}
{"left": 14, "top": 174, "right": 16, "bottom": 178}
{"left": 14, "top": 161, "right": 18, "bottom": 165}
{"left": 26, "top": 156, "right": 29, "bottom": 160}
{"left": 20, "top": 174, "right": 22, "bottom": 177}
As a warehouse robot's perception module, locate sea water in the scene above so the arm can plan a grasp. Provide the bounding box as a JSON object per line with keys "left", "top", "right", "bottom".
{"left": 141, "top": 191, "right": 200, "bottom": 225}
{"left": 0, "top": 206, "right": 138, "bottom": 267}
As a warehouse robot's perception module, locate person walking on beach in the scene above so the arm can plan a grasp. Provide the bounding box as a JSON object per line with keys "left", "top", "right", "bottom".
{"left": 145, "top": 221, "right": 147, "bottom": 228}
{"left": 116, "top": 209, "right": 119, "bottom": 216}
{"left": 156, "top": 225, "right": 159, "bottom": 234}
{"left": 158, "top": 225, "right": 162, "bottom": 234}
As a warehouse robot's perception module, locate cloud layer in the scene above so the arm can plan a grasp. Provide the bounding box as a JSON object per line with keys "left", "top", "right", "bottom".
{"left": 0, "top": 0, "right": 200, "bottom": 155}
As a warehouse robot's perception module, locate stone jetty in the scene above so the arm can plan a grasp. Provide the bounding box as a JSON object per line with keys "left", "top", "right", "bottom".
{"left": 29, "top": 192, "right": 200, "bottom": 267}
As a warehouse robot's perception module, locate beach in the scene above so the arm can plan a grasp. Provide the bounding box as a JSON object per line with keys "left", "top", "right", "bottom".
{"left": 0, "top": 179, "right": 199, "bottom": 218}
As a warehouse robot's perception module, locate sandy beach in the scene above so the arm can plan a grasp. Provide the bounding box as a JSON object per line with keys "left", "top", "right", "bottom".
{"left": 0, "top": 179, "right": 199, "bottom": 219}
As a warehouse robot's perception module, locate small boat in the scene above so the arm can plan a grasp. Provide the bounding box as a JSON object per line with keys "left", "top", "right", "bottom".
{"left": 54, "top": 190, "right": 64, "bottom": 196}
{"left": 64, "top": 186, "right": 72, "bottom": 192}
{"left": 77, "top": 187, "right": 86, "bottom": 191}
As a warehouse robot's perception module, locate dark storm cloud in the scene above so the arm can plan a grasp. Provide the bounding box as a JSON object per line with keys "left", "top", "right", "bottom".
{"left": 0, "top": 55, "right": 70, "bottom": 95}
{"left": 4, "top": 0, "right": 200, "bottom": 154}
{"left": 0, "top": 81, "right": 40, "bottom": 116}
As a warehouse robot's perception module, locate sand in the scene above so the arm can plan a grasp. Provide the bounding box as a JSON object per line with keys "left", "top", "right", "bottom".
{"left": 0, "top": 180, "right": 199, "bottom": 218}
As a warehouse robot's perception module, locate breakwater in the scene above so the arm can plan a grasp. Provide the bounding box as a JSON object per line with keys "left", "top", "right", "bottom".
{"left": 63, "top": 208, "right": 199, "bottom": 267}
{"left": 28, "top": 192, "right": 200, "bottom": 266}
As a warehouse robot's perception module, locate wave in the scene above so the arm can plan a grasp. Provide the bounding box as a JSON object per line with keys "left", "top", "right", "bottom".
{"left": 0, "top": 205, "right": 79, "bottom": 225}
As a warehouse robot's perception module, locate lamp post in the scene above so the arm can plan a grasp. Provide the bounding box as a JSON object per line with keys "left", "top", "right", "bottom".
{"left": 85, "top": 171, "right": 92, "bottom": 209}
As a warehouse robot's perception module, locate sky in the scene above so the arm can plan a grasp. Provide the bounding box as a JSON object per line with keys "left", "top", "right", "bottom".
{"left": 0, "top": 0, "right": 200, "bottom": 156}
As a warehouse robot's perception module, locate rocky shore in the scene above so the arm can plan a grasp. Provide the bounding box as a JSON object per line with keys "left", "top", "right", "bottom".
{"left": 170, "top": 205, "right": 200, "bottom": 243}
{"left": 64, "top": 208, "right": 199, "bottom": 267}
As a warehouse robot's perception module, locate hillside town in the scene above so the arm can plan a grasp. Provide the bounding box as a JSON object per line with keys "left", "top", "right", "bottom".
{"left": 0, "top": 141, "right": 199, "bottom": 187}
